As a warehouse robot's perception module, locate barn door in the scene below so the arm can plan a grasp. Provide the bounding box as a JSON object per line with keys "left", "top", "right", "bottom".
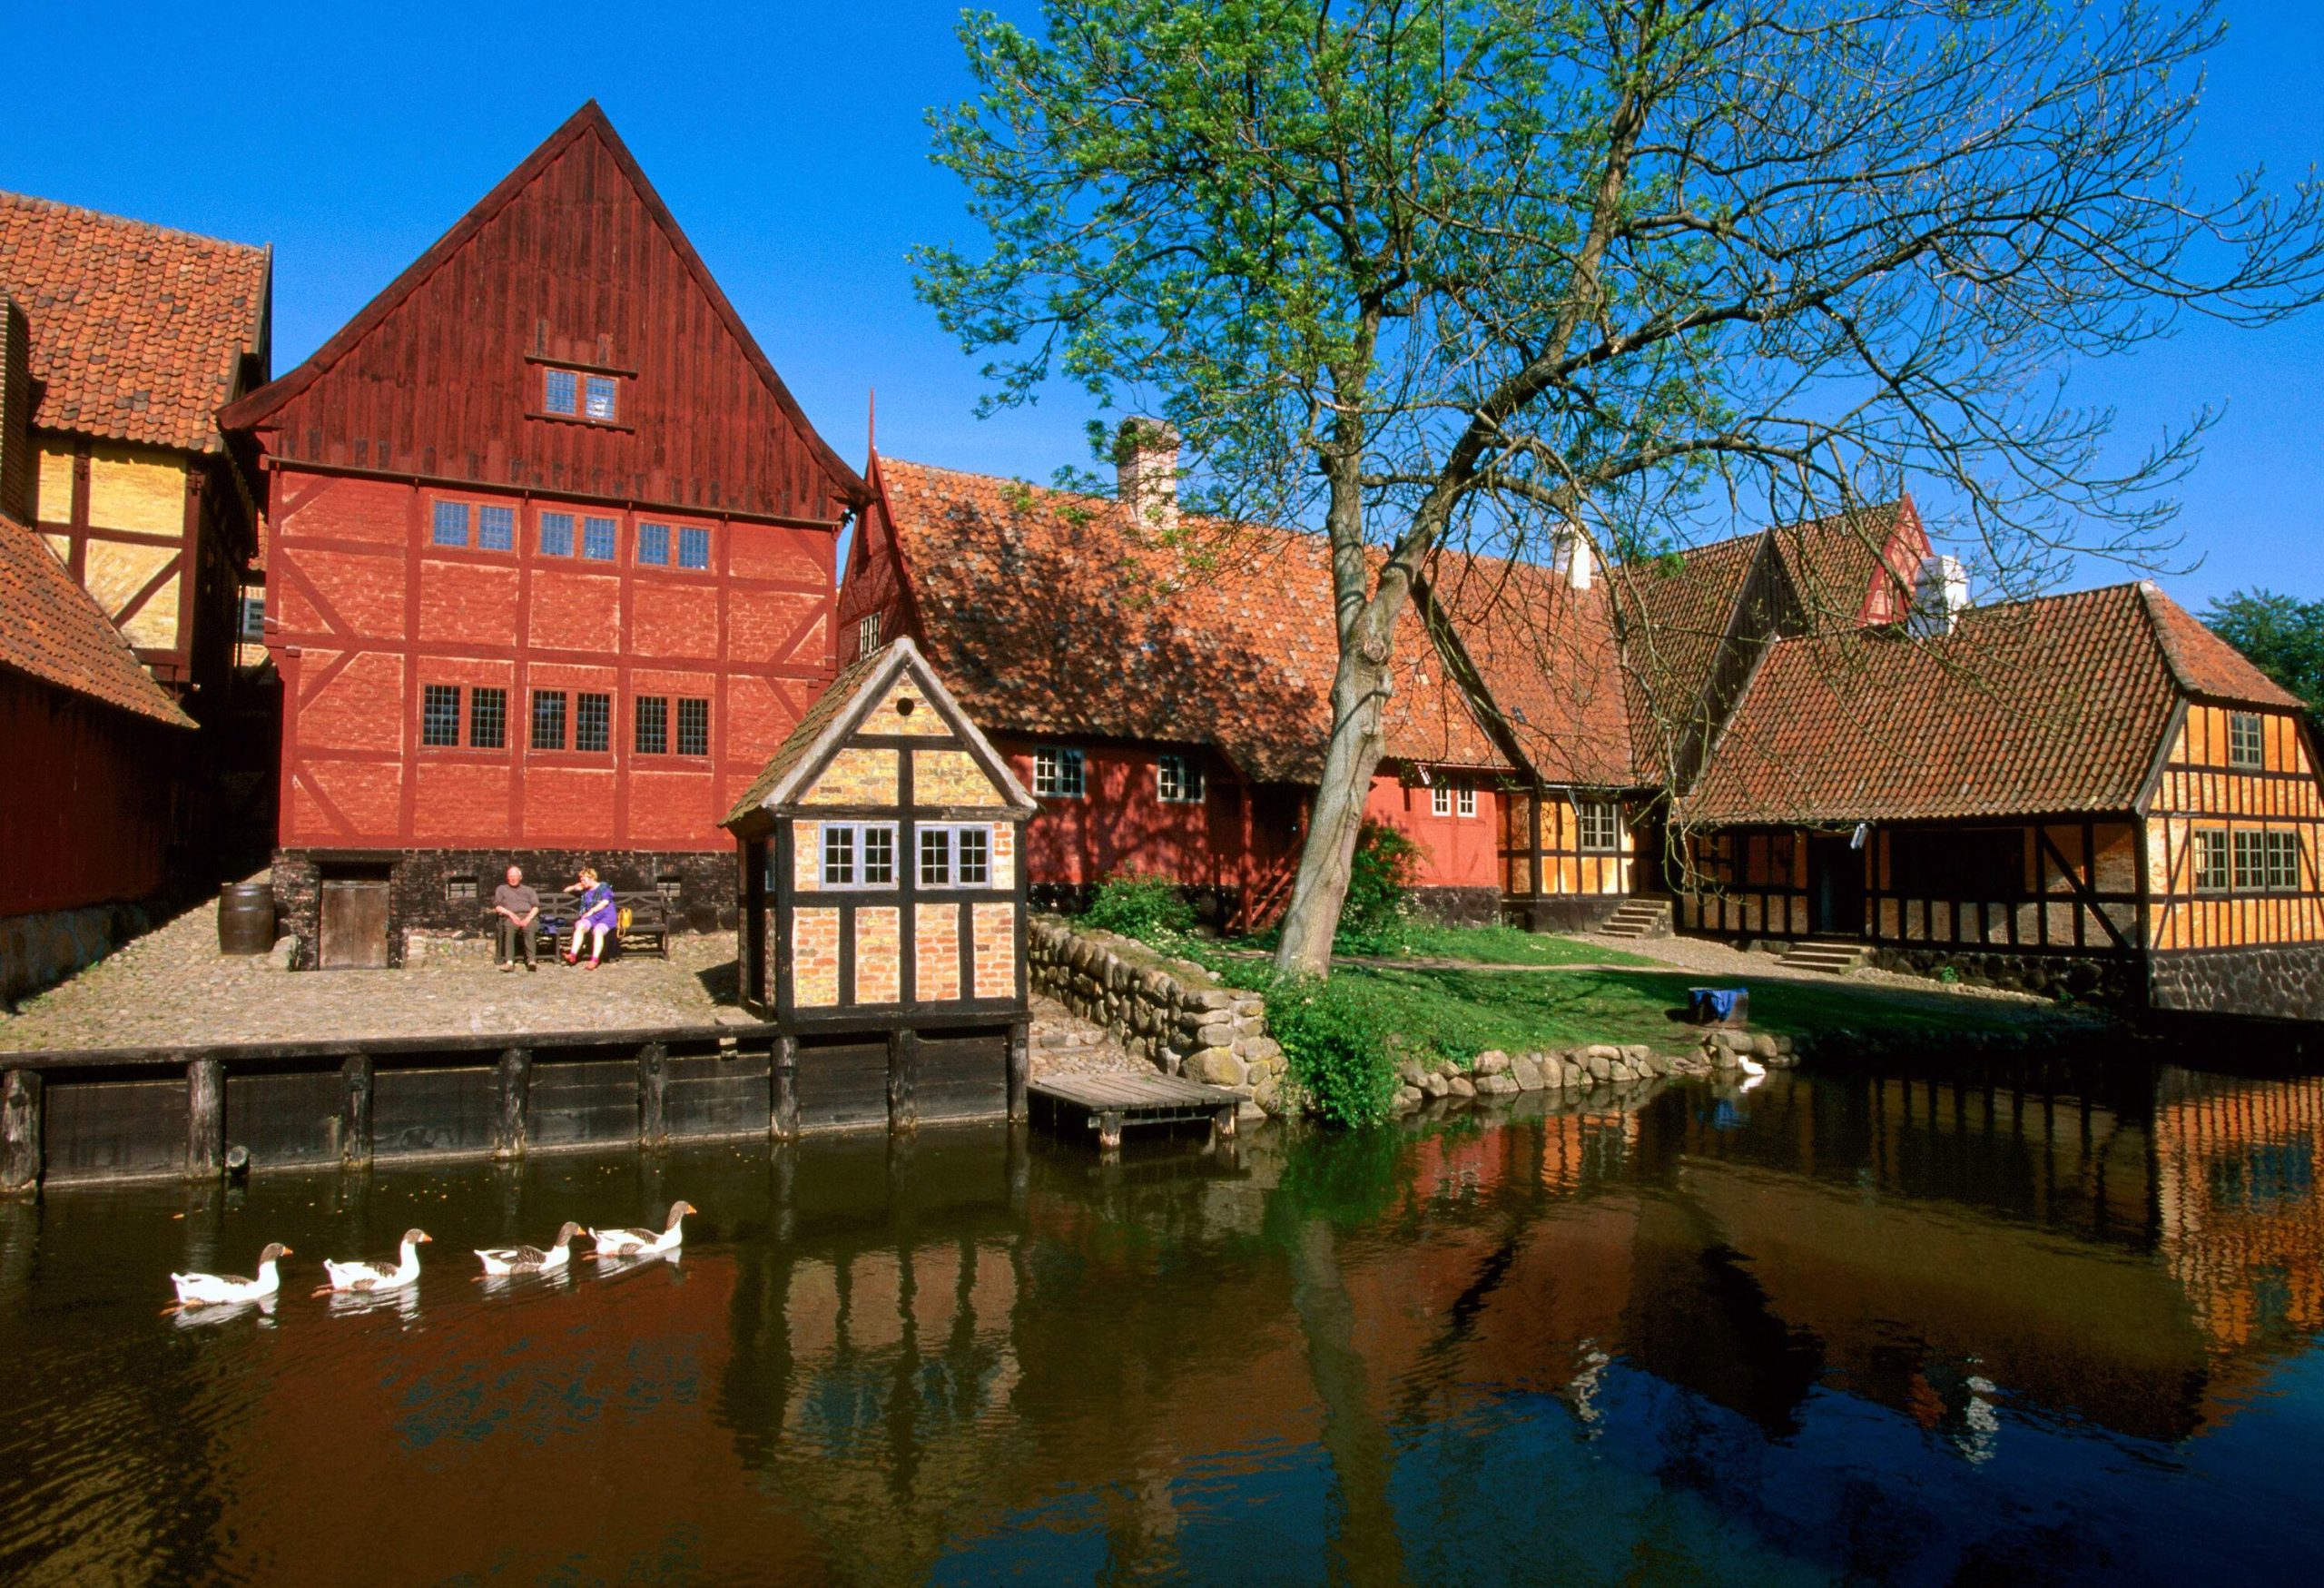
{"left": 1807, "top": 836, "right": 1865, "bottom": 936}
{"left": 319, "top": 880, "right": 391, "bottom": 968}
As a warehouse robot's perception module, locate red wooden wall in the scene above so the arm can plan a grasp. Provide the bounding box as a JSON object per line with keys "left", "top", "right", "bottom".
{"left": 271, "top": 470, "right": 833, "bottom": 852}
{"left": 0, "top": 668, "right": 180, "bottom": 917}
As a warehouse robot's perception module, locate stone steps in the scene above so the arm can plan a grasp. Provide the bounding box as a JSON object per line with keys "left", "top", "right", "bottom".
{"left": 1600, "top": 896, "right": 1674, "bottom": 940}
{"left": 1779, "top": 941, "right": 1870, "bottom": 974}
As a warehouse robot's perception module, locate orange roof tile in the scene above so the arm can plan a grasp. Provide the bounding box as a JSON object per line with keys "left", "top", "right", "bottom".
{"left": 0, "top": 514, "right": 192, "bottom": 726}
{"left": 1678, "top": 582, "right": 2281, "bottom": 825}
{"left": 0, "top": 192, "right": 270, "bottom": 455}
{"left": 872, "top": 457, "right": 1506, "bottom": 783}
{"left": 1611, "top": 530, "right": 1766, "bottom": 778}
{"left": 1424, "top": 552, "right": 1635, "bottom": 788}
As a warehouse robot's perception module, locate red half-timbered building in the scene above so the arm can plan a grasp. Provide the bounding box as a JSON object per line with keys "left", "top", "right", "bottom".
{"left": 220, "top": 104, "right": 868, "bottom": 966}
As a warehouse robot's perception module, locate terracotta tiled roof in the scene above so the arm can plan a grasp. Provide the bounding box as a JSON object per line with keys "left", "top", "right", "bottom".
{"left": 1610, "top": 529, "right": 1765, "bottom": 778}
{"left": 0, "top": 514, "right": 192, "bottom": 726}
{"left": 0, "top": 192, "right": 270, "bottom": 454}
{"left": 1425, "top": 552, "right": 1636, "bottom": 788}
{"left": 1766, "top": 499, "right": 1928, "bottom": 630}
{"left": 871, "top": 458, "right": 1507, "bottom": 783}
{"left": 1678, "top": 582, "right": 2281, "bottom": 825}
{"left": 2139, "top": 582, "right": 2304, "bottom": 707}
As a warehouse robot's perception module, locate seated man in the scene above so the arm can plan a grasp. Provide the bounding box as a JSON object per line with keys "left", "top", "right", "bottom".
{"left": 491, "top": 865, "right": 540, "bottom": 972}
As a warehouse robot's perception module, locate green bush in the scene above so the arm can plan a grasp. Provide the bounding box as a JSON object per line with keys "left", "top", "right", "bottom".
{"left": 1081, "top": 872, "right": 1196, "bottom": 942}
{"left": 1266, "top": 973, "right": 1400, "bottom": 1127}
{"left": 1342, "top": 819, "right": 1423, "bottom": 936}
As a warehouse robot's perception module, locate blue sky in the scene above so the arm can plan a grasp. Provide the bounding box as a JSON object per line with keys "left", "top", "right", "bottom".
{"left": 5, "top": 1, "right": 2318, "bottom": 607}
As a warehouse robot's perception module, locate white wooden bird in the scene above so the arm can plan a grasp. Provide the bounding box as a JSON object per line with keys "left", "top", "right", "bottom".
{"left": 172, "top": 1242, "right": 290, "bottom": 1307}
{"left": 589, "top": 1200, "right": 694, "bottom": 1258}
{"left": 320, "top": 1228, "right": 432, "bottom": 1294}
{"left": 476, "top": 1222, "right": 585, "bottom": 1276}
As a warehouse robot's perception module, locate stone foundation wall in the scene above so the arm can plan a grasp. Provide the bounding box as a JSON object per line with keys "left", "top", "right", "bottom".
{"left": 1026, "top": 918, "right": 1289, "bottom": 1112}
{"left": 1409, "top": 886, "right": 1502, "bottom": 927}
{"left": 0, "top": 902, "right": 156, "bottom": 1007}
{"left": 1502, "top": 895, "right": 1627, "bottom": 934}
{"left": 1866, "top": 946, "right": 2136, "bottom": 1005}
{"left": 2149, "top": 945, "right": 2324, "bottom": 1023}
{"left": 273, "top": 848, "right": 739, "bottom": 972}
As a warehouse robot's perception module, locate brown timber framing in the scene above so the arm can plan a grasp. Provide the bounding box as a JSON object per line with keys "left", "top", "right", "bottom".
{"left": 2142, "top": 695, "right": 2324, "bottom": 956}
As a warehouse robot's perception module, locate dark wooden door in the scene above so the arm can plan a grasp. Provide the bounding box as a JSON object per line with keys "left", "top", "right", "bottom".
{"left": 320, "top": 880, "right": 390, "bottom": 968}
{"left": 1807, "top": 836, "right": 1865, "bottom": 936}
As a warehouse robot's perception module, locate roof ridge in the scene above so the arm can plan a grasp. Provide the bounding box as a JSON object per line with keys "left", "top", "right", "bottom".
{"left": 0, "top": 189, "right": 269, "bottom": 258}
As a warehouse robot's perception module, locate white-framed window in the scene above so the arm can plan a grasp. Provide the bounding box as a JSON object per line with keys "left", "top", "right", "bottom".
{"left": 2230, "top": 712, "right": 2265, "bottom": 770}
{"left": 1157, "top": 753, "right": 1204, "bottom": 804}
{"left": 2192, "top": 828, "right": 2230, "bottom": 893}
{"left": 1456, "top": 785, "right": 1477, "bottom": 818}
{"left": 1034, "top": 746, "right": 1085, "bottom": 798}
{"left": 820, "top": 822, "right": 897, "bottom": 889}
{"left": 1431, "top": 784, "right": 1452, "bottom": 817}
{"left": 1577, "top": 798, "right": 1621, "bottom": 853}
{"left": 237, "top": 591, "right": 266, "bottom": 641}
{"left": 918, "top": 824, "right": 993, "bottom": 889}
{"left": 858, "top": 613, "right": 881, "bottom": 658}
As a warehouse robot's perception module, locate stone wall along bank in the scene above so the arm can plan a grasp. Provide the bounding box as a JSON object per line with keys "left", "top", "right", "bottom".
{"left": 1026, "top": 918, "right": 1289, "bottom": 1113}
{"left": 1390, "top": 1027, "right": 1795, "bottom": 1113}
{"left": 2149, "top": 944, "right": 2324, "bottom": 1024}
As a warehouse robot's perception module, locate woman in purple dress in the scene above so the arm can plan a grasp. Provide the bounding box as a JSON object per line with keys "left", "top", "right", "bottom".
{"left": 564, "top": 868, "right": 617, "bottom": 968}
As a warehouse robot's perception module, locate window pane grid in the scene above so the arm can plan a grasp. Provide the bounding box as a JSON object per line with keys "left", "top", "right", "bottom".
{"left": 1158, "top": 755, "right": 1203, "bottom": 804}
{"left": 430, "top": 501, "right": 469, "bottom": 547}
{"left": 823, "top": 826, "right": 855, "bottom": 886}
{"left": 421, "top": 684, "right": 461, "bottom": 746}
{"left": 864, "top": 825, "right": 895, "bottom": 884}
{"left": 1035, "top": 747, "right": 1085, "bottom": 797}
{"left": 530, "top": 690, "right": 566, "bottom": 750}
{"left": 582, "top": 516, "right": 617, "bottom": 561}
{"left": 1579, "top": 800, "right": 1620, "bottom": 853}
{"left": 584, "top": 375, "right": 617, "bottom": 420}
{"left": 539, "top": 511, "right": 575, "bottom": 557}
{"left": 2230, "top": 713, "right": 2265, "bottom": 769}
{"left": 478, "top": 505, "right": 515, "bottom": 550}
{"left": 957, "top": 827, "right": 990, "bottom": 885}
{"left": 1431, "top": 785, "right": 1452, "bottom": 817}
{"left": 677, "top": 697, "right": 709, "bottom": 757}
{"left": 576, "top": 693, "right": 611, "bottom": 753}
{"left": 1457, "top": 786, "right": 1476, "bottom": 818}
{"left": 677, "top": 525, "right": 711, "bottom": 569}
{"left": 920, "top": 828, "right": 950, "bottom": 887}
{"left": 819, "top": 824, "right": 897, "bottom": 889}
{"left": 2193, "top": 830, "right": 2230, "bottom": 892}
{"left": 637, "top": 521, "right": 670, "bottom": 565}
{"left": 544, "top": 368, "right": 577, "bottom": 415}
{"left": 468, "top": 686, "right": 507, "bottom": 749}
{"left": 635, "top": 696, "right": 668, "bottom": 755}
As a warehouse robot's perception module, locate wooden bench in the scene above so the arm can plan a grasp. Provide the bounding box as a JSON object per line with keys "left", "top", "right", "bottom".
{"left": 514, "top": 890, "right": 674, "bottom": 961}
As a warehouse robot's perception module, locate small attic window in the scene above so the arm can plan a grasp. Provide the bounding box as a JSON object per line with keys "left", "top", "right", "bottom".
{"left": 2229, "top": 712, "right": 2264, "bottom": 770}
{"left": 538, "top": 365, "right": 621, "bottom": 425}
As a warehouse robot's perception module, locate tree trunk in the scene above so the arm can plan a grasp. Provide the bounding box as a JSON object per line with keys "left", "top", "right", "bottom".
{"left": 1275, "top": 593, "right": 1404, "bottom": 978}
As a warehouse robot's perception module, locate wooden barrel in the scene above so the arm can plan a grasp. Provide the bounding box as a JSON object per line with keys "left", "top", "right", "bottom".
{"left": 218, "top": 882, "right": 277, "bottom": 955}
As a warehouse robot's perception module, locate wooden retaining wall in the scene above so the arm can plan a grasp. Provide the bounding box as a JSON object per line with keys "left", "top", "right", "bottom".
{"left": 0, "top": 1020, "right": 1029, "bottom": 1193}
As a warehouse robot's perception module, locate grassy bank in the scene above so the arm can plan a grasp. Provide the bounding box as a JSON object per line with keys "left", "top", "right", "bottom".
{"left": 1231, "top": 922, "right": 1659, "bottom": 968}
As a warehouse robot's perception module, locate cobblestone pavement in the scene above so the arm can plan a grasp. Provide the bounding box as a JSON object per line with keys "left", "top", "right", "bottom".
{"left": 1028, "top": 995, "right": 1148, "bottom": 1078}
{"left": 0, "top": 894, "right": 743, "bottom": 1051}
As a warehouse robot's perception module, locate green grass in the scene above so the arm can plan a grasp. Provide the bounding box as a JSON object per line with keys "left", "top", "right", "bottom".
{"left": 1314, "top": 963, "right": 2103, "bottom": 1068}
{"left": 1230, "top": 922, "right": 1658, "bottom": 968}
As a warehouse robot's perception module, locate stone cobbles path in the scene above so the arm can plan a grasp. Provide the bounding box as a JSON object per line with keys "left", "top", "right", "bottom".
{"left": 0, "top": 894, "right": 743, "bottom": 1051}
{"left": 1028, "top": 995, "right": 1147, "bottom": 1079}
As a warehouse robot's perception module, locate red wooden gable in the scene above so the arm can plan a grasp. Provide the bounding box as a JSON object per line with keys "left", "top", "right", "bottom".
{"left": 220, "top": 102, "right": 865, "bottom": 526}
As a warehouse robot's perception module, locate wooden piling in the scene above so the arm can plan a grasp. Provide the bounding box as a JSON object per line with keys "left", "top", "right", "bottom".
{"left": 1007, "top": 1020, "right": 1030, "bottom": 1123}
{"left": 1212, "top": 1103, "right": 1238, "bottom": 1142}
{"left": 1098, "top": 1109, "right": 1124, "bottom": 1151}
{"left": 340, "top": 1055, "right": 373, "bottom": 1169}
{"left": 772, "top": 1034, "right": 800, "bottom": 1140}
{"left": 0, "top": 1070, "right": 41, "bottom": 1195}
{"left": 888, "top": 1029, "right": 920, "bottom": 1134}
{"left": 494, "top": 1048, "right": 531, "bottom": 1159}
{"left": 187, "top": 1059, "right": 224, "bottom": 1179}
{"left": 638, "top": 1041, "right": 668, "bottom": 1148}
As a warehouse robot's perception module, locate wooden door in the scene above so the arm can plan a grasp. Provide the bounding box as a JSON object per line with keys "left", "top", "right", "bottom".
{"left": 320, "top": 880, "right": 390, "bottom": 968}
{"left": 1807, "top": 836, "right": 1865, "bottom": 936}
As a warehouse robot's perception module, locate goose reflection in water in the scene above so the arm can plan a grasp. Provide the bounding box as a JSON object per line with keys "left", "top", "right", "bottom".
{"left": 325, "top": 1284, "right": 419, "bottom": 1325}
{"left": 170, "top": 1292, "right": 278, "bottom": 1333}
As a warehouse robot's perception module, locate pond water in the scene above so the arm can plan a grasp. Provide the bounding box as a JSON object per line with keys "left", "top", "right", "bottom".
{"left": 3, "top": 1060, "right": 2321, "bottom": 1585}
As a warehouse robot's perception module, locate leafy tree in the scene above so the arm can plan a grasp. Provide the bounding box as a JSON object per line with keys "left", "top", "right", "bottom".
{"left": 2202, "top": 589, "right": 2324, "bottom": 717}
{"left": 917, "top": 0, "right": 2324, "bottom": 976}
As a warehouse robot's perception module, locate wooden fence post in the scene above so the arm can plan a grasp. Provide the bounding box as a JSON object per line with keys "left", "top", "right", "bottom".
{"left": 1007, "top": 1020, "right": 1030, "bottom": 1124}
{"left": 188, "top": 1059, "right": 224, "bottom": 1179}
{"left": 340, "top": 1056, "right": 373, "bottom": 1169}
{"left": 888, "top": 1029, "right": 920, "bottom": 1135}
{"left": 494, "top": 1048, "right": 531, "bottom": 1160}
{"left": 772, "top": 1034, "right": 800, "bottom": 1140}
{"left": 0, "top": 1070, "right": 42, "bottom": 1196}
{"left": 638, "top": 1041, "right": 668, "bottom": 1149}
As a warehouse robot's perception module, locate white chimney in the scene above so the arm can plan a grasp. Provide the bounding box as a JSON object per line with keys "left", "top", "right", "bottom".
{"left": 1556, "top": 524, "right": 1596, "bottom": 591}
{"left": 1907, "top": 554, "right": 1969, "bottom": 636}
{"left": 1115, "top": 417, "right": 1179, "bottom": 533}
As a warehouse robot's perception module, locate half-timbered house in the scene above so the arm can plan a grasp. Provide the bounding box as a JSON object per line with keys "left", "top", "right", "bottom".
{"left": 1674, "top": 580, "right": 2324, "bottom": 1017}
{"left": 218, "top": 104, "right": 869, "bottom": 967}
{"left": 838, "top": 426, "right": 1514, "bottom": 927}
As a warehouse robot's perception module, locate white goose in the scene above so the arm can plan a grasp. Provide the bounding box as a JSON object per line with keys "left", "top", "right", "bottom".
{"left": 320, "top": 1228, "right": 432, "bottom": 1294}
{"left": 476, "top": 1222, "right": 585, "bottom": 1276}
{"left": 589, "top": 1200, "right": 694, "bottom": 1258}
{"left": 171, "top": 1242, "right": 290, "bottom": 1308}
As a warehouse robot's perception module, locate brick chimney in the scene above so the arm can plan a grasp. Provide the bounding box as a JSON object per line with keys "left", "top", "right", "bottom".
{"left": 1115, "top": 417, "right": 1179, "bottom": 533}
{"left": 0, "top": 296, "right": 30, "bottom": 523}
